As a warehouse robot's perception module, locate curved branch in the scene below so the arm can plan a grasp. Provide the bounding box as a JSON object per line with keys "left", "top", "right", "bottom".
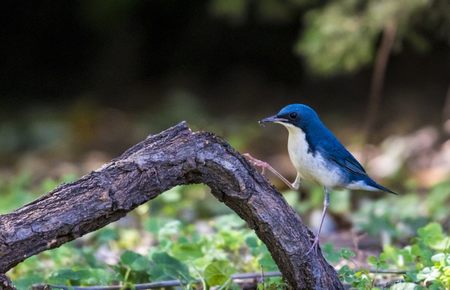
{"left": 0, "top": 122, "right": 343, "bottom": 289}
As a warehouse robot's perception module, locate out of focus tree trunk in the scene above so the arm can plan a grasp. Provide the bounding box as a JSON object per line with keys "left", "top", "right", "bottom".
{"left": 363, "top": 21, "right": 397, "bottom": 147}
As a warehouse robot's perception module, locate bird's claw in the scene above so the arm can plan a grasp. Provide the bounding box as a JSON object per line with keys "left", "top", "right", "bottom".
{"left": 243, "top": 153, "right": 296, "bottom": 190}
{"left": 303, "top": 236, "right": 320, "bottom": 257}
{"left": 243, "top": 153, "right": 269, "bottom": 175}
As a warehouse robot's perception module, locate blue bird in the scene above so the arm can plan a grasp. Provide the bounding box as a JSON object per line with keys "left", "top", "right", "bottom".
{"left": 245, "top": 104, "right": 396, "bottom": 254}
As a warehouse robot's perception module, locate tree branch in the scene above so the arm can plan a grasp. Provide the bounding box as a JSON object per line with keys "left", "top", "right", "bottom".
{"left": 0, "top": 122, "right": 343, "bottom": 289}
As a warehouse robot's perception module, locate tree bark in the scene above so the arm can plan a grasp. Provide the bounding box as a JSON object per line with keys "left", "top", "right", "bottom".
{"left": 0, "top": 122, "right": 343, "bottom": 289}
{"left": 0, "top": 274, "right": 14, "bottom": 290}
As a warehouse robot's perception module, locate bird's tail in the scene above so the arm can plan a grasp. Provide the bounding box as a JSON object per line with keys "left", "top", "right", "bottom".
{"left": 365, "top": 177, "right": 398, "bottom": 195}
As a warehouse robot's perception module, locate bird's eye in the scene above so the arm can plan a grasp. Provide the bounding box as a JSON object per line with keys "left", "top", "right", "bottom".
{"left": 289, "top": 112, "right": 297, "bottom": 120}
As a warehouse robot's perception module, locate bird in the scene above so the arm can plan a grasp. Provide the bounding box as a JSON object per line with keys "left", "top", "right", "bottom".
{"left": 244, "top": 103, "right": 397, "bottom": 255}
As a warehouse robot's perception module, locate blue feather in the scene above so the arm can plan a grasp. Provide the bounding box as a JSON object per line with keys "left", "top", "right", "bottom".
{"left": 272, "top": 104, "right": 397, "bottom": 194}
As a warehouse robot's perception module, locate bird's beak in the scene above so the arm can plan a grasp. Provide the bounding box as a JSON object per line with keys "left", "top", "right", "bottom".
{"left": 258, "top": 115, "right": 288, "bottom": 126}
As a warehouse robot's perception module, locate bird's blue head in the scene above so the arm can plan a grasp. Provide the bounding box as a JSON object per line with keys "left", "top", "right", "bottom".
{"left": 259, "top": 104, "right": 320, "bottom": 130}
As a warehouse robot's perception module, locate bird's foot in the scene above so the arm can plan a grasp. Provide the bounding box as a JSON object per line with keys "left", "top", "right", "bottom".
{"left": 243, "top": 153, "right": 270, "bottom": 175}
{"left": 242, "top": 153, "right": 296, "bottom": 190}
{"left": 304, "top": 236, "right": 320, "bottom": 257}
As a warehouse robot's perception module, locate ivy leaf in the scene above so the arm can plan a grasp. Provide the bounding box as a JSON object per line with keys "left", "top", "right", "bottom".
{"left": 322, "top": 243, "right": 340, "bottom": 264}
{"left": 431, "top": 253, "right": 445, "bottom": 263}
{"left": 96, "top": 228, "right": 119, "bottom": 243}
{"left": 144, "top": 217, "right": 168, "bottom": 234}
{"left": 259, "top": 252, "right": 278, "bottom": 271}
{"left": 120, "top": 250, "right": 149, "bottom": 272}
{"left": 82, "top": 268, "right": 117, "bottom": 285}
{"left": 367, "top": 255, "right": 387, "bottom": 269}
{"left": 47, "top": 269, "right": 81, "bottom": 284}
{"left": 213, "top": 214, "right": 246, "bottom": 230}
{"left": 245, "top": 236, "right": 259, "bottom": 248}
{"left": 416, "top": 266, "right": 440, "bottom": 282}
{"left": 338, "top": 265, "right": 355, "bottom": 284}
{"left": 14, "top": 274, "right": 44, "bottom": 289}
{"left": 417, "top": 223, "right": 447, "bottom": 250}
{"left": 429, "top": 282, "right": 446, "bottom": 290}
{"left": 339, "top": 248, "right": 356, "bottom": 260}
{"left": 144, "top": 218, "right": 181, "bottom": 239}
{"left": 148, "top": 252, "right": 191, "bottom": 282}
{"left": 172, "top": 242, "right": 203, "bottom": 260}
{"left": 404, "top": 271, "right": 419, "bottom": 283}
{"left": 204, "top": 260, "right": 236, "bottom": 286}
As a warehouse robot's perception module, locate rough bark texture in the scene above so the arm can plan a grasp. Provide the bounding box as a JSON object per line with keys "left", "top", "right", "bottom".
{"left": 0, "top": 122, "right": 343, "bottom": 289}
{"left": 0, "top": 274, "right": 14, "bottom": 290}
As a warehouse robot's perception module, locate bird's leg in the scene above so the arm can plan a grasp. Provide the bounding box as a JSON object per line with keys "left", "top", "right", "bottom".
{"left": 305, "top": 187, "right": 330, "bottom": 256}
{"left": 243, "top": 153, "right": 298, "bottom": 190}
{"left": 292, "top": 173, "right": 301, "bottom": 190}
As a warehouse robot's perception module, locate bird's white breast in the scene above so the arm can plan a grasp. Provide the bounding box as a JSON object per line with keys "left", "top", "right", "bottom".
{"left": 282, "top": 123, "right": 343, "bottom": 188}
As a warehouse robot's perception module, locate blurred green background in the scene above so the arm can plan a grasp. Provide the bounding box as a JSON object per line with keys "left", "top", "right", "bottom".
{"left": 1, "top": 0, "right": 449, "bottom": 288}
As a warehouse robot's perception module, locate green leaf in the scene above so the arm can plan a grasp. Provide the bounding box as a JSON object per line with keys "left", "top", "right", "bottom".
{"left": 204, "top": 260, "right": 236, "bottom": 286}
{"left": 248, "top": 240, "right": 269, "bottom": 256}
{"left": 431, "top": 253, "right": 446, "bottom": 264}
{"left": 339, "top": 248, "right": 356, "bottom": 260}
{"left": 322, "top": 243, "right": 340, "bottom": 264}
{"left": 144, "top": 218, "right": 181, "bottom": 239}
{"left": 259, "top": 253, "right": 278, "bottom": 271}
{"left": 96, "top": 228, "right": 118, "bottom": 243}
{"left": 48, "top": 268, "right": 115, "bottom": 286}
{"left": 404, "top": 271, "right": 419, "bottom": 283}
{"left": 144, "top": 217, "right": 167, "bottom": 234}
{"left": 47, "top": 269, "right": 80, "bottom": 284}
{"left": 82, "top": 268, "right": 116, "bottom": 285}
{"left": 417, "top": 266, "right": 440, "bottom": 282}
{"left": 418, "top": 223, "right": 446, "bottom": 249}
{"left": 429, "top": 282, "right": 446, "bottom": 290}
{"left": 245, "top": 236, "right": 259, "bottom": 248}
{"left": 218, "top": 229, "right": 246, "bottom": 251}
{"left": 213, "top": 214, "right": 246, "bottom": 230}
{"left": 411, "top": 244, "right": 433, "bottom": 267}
{"left": 13, "top": 274, "right": 44, "bottom": 289}
{"left": 148, "top": 252, "right": 191, "bottom": 282}
{"left": 367, "top": 256, "right": 378, "bottom": 266}
{"left": 338, "top": 265, "right": 355, "bottom": 283}
{"left": 367, "top": 254, "right": 388, "bottom": 270}
{"left": 120, "top": 250, "right": 149, "bottom": 271}
{"left": 172, "top": 242, "right": 204, "bottom": 260}
{"left": 330, "top": 189, "right": 350, "bottom": 213}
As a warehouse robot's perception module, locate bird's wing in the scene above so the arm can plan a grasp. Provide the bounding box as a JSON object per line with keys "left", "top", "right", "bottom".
{"left": 318, "top": 139, "right": 367, "bottom": 176}
{"left": 319, "top": 139, "right": 398, "bottom": 194}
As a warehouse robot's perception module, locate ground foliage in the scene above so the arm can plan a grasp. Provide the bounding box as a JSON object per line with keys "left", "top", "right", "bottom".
{"left": 1, "top": 175, "right": 448, "bottom": 289}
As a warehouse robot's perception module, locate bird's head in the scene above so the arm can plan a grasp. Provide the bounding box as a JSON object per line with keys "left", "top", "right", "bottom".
{"left": 259, "top": 104, "right": 320, "bottom": 130}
